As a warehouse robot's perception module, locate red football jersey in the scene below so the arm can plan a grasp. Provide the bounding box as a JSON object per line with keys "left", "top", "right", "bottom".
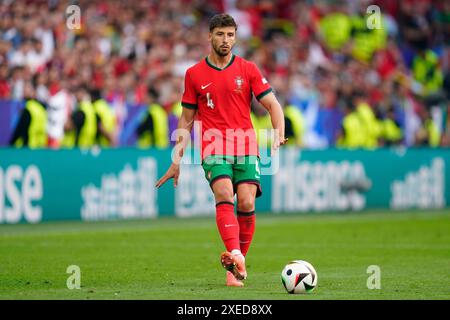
{"left": 181, "top": 54, "right": 272, "bottom": 159}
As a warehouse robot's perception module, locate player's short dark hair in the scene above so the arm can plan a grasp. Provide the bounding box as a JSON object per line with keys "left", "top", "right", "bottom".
{"left": 209, "top": 13, "right": 237, "bottom": 32}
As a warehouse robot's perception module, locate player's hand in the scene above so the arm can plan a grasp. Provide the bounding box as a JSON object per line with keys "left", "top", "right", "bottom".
{"left": 272, "top": 136, "right": 288, "bottom": 151}
{"left": 155, "top": 163, "right": 180, "bottom": 188}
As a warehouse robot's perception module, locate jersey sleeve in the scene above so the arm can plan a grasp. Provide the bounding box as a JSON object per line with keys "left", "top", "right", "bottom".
{"left": 248, "top": 62, "right": 272, "bottom": 101}
{"left": 181, "top": 70, "right": 198, "bottom": 109}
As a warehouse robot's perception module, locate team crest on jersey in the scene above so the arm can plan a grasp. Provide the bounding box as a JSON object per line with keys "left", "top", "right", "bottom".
{"left": 234, "top": 76, "right": 244, "bottom": 93}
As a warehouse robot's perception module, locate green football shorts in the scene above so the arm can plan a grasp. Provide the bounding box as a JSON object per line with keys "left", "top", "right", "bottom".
{"left": 201, "top": 155, "right": 262, "bottom": 198}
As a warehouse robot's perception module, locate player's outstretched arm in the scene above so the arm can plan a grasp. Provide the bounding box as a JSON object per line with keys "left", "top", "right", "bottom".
{"left": 259, "top": 92, "right": 287, "bottom": 150}
{"left": 155, "top": 107, "right": 197, "bottom": 188}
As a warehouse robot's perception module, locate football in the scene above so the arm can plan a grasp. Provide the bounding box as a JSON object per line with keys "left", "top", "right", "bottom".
{"left": 281, "top": 260, "right": 318, "bottom": 294}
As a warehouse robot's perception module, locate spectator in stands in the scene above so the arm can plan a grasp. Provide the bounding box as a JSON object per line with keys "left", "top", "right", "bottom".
{"left": 0, "top": 64, "right": 10, "bottom": 98}
{"left": 46, "top": 78, "right": 75, "bottom": 148}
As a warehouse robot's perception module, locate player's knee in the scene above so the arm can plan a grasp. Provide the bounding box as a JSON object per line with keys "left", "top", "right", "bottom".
{"left": 238, "top": 196, "right": 255, "bottom": 212}
{"left": 214, "top": 188, "right": 234, "bottom": 203}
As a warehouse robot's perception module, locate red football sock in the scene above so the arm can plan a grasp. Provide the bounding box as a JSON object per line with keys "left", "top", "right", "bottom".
{"left": 237, "top": 211, "right": 256, "bottom": 257}
{"left": 216, "top": 202, "right": 240, "bottom": 252}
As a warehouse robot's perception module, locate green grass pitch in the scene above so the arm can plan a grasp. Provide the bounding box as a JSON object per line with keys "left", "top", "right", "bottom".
{"left": 0, "top": 210, "right": 449, "bottom": 300}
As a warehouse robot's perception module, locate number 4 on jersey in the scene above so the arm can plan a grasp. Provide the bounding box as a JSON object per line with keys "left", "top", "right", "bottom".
{"left": 206, "top": 92, "right": 214, "bottom": 109}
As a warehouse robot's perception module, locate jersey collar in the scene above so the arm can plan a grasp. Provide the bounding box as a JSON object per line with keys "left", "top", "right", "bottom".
{"left": 205, "top": 54, "right": 235, "bottom": 71}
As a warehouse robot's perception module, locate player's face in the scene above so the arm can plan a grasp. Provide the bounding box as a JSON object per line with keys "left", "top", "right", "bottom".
{"left": 209, "top": 26, "right": 236, "bottom": 57}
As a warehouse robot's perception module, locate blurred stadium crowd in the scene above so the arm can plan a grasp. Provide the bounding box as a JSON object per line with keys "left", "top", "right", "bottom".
{"left": 1, "top": 0, "right": 449, "bottom": 149}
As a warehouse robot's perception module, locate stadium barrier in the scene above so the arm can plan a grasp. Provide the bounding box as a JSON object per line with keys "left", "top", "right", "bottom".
{"left": 0, "top": 147, "right": 448, "bottom": 224}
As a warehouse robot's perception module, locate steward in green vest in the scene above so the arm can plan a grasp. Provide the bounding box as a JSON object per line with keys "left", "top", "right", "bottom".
{"left": 380, "top": 109, "right": 403, "bottom": 146}
{"left": 91, "top": 89, "right": 117, "bottom": 147}
{"left": 283, "top": 104, "right": 305, "bottom": 146}
{"left": 422, "top": 109, "right": 441, "bottom": 147}
{"left": 350, "top": 11, "right": 386, "bottom": 63}
{"left": 10, "top": 99, "right": 48, "bottom": 148}
{"left": 171, "top": 101, "right": 182, "bottom": 119}
{"left": 250, "top": 108, "right": 272, "bottom": 148}
{"left": 412, "top": 49, "right": 444, "bottom": 96}
{"left": 137, "top": 103, "right": 169, "bottom": 149}
{"left": 356, "top": 101, "right": 382, "bottom": 149}
{"left": 425, "top": 118, "right": 440, "bottom": 147}
{"left": 61, "top": 86, "right": 101, "bottom": 148}
{"left": 336, "top": 100, "right": 364, "bottom": 148}
{"left": 415, "top": 112, "right": 441, "bottom": 147}
{"left": 319, "top": 12, "right": 352, "bottom": 51}
{"left": 72, "top": 100, "right": 97, "bottom": 148}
